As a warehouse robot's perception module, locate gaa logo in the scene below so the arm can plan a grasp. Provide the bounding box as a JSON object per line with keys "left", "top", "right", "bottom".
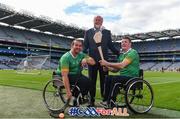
{"left": 68, "top": 107, "right": 100, "bottom": 117}
{"left": 68, "top": 107, "right": 129, "bottom": 117}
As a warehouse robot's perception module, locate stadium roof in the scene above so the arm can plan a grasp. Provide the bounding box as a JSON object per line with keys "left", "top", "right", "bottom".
{"left": 112, "top": 29, "right": 180, "bottom": 41}
{"left": 1, "top": 3, "right": 180, "bottom": 41}
{"left": 0, "top": 3, "right": 85, "bottom": 38}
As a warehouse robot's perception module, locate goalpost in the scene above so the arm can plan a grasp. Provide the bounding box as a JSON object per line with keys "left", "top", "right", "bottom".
{"left": 16, "top": 55, "right": 50, "bottom": 74}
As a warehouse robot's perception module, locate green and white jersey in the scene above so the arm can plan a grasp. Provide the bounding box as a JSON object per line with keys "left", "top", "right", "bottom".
{"left": 57, "top": 51, "right": 88, "bottom": 75}
{"left": 118, "top": 48, "right": 140, "bottom": 77}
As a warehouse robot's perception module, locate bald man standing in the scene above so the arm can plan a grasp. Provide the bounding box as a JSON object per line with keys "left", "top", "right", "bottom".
{"left": 83, "top": 15, "right": 119, "bottom": 106}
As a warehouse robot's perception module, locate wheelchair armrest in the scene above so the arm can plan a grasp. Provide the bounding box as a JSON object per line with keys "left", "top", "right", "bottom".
{"left": 52, "top": 71, "right": 62, "bottom": 81}
{"left": 53, "top": 79, "right": 64, "bottom": 87}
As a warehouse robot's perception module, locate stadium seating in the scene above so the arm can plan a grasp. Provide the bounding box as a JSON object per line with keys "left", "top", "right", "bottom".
{"left": 150, "top": 62, "right": 172, "bottom": 71}
{"left": 0, "top": 25, "right": 72, "bottom": 49}
{"left": 114, "top": 39, "right": 180, "bottom": 71}
{"left": 0, "top": 28, "right": 8, "bottom": 38}
{"left": 0, "top": 23, "right": 180, "bottom": 71}
{"left": 140, "top": 62, "right": 156, "bottom": 71}
{"left": 2, "top": 26, "right": 27, "bottom": 43}
{"left": 132, "top": 39, "right": 179, "bottom": 52}
{"left": 167, "top": 62, "right": 180, "bottom": 71}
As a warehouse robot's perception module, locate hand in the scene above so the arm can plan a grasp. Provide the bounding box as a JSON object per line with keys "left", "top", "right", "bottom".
{"left": 103, "top": 66, "right": 108, "bottom": 72}
{"left": 99, "top": 59, "right": 108, "bottom": 66}
{"left": 67, "top": 91, "right": 72, "bottom": 99}
{"left": 81, "top": 59, "right": 87, "bottom": 67}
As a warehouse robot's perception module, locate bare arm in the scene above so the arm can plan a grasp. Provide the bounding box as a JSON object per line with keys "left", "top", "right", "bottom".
{"left": 99, "top": 58, "right": 131, "bottom": 70}
{"left": 106, "top": 66, "right": 119, "bottom": 73}
{"left": 61, "top": 71, "right": 72, "bottom": 99}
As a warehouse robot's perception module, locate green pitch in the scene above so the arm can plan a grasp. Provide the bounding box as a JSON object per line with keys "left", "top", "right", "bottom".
{"left": 0, "top": 70, "right": 180, "bottom": 118}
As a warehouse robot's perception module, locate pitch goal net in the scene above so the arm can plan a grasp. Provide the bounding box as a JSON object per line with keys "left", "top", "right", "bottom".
{"left": 16, "top": 55, "right": 50, "bottom": 74}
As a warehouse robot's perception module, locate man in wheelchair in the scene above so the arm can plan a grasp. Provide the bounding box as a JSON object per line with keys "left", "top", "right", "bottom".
{"left": 99, "top": 37, "right": 140, "bottom": 108}
{"left": 56, "top": 39, "right": 95, "bottom": 105}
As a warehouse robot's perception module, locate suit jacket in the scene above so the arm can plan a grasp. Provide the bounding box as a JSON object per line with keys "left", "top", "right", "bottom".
{"left": 83, "top": 28, "right": 119, "bottom": 62}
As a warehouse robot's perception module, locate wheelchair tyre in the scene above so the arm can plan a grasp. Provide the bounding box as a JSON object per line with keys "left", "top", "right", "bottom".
{"left": 115, "top": 86, "right": 127, "bottom": 107}
{"left": 125, "top": 80, "right": 154, "bottom": 114}
{"left": 77, "top": 91, "right": 91, "bottom": 107}
{"left": 43, "top": 79, "right": 67, "bottom": 112}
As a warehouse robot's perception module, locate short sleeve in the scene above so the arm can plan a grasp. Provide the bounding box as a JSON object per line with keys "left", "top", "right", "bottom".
{"left": 125, "top": 50, "right": 137, "bottom": 62}
{"left": 60, "top": 55, "right": 69, "bottom": 72}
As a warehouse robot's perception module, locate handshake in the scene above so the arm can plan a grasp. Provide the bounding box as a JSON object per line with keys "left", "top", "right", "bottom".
{"left": 99, "top": 59, "right": 109, "bottom": 72}
{"left": 99, "top": 59, "right": 119, "bottom": 73}
{"left": 99, "top": 59, "right": 109, "bottom": 66}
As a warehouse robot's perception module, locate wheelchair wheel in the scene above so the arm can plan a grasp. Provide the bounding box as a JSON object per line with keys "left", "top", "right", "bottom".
{"left": 77, "top": 92, "right": 91, "bottom": 107}
{"left": 125, "top": 80, "right": 154, "bottom": 114}
{"left": 111, "top": 83, "right": 135, "bottom": 108}
{"left": 115, "top": 86, "right": 126, "bottom": 107}
{"left": 43, "top": 79, "right": 67, "bottom": 112}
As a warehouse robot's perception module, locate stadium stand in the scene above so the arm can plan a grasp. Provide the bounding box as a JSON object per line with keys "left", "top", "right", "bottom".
{"left": 0, "top": 25, "right": 72, "bottom": 48}
{"left": 168, "top": 62, "right": 180, "bottom": 71}
{"left": 140, "top": 62, "right": 156, "bottom": 70}
{"left": 132, "top": 39, "right": 179, "bottom": 52}
{"left": 0, "top": 3, "right": 179, "bottom": 71}
{"left": 113, "top": 36, "right": 180, "bottom": 71}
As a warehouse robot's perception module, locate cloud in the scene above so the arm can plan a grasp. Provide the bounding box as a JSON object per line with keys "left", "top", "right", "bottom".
{"left": 1, "top": 0, "right": 180, "bottom": 35}
{"left": 113, "top": 0, "right": 180, "bottom": 34}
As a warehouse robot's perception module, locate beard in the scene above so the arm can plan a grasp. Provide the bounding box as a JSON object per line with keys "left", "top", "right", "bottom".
{"left": 74, "top": 49, "right": 81, "bottom": 54}
{"left": 94, "top": 24, "right": 101, "bottom": 29}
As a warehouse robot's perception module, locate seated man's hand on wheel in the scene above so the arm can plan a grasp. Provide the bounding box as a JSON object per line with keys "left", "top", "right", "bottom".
{"left": 67, "top": 91, "right": 72, "bottom": 99}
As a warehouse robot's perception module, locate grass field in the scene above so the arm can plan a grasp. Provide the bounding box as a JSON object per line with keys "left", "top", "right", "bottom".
{"left": 0, "top": 69, "right": 180, "bottom": 118}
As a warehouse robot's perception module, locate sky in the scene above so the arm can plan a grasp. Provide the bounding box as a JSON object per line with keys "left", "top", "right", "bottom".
{"left": 1, "top": 0, "right": 180, "bottom": 35}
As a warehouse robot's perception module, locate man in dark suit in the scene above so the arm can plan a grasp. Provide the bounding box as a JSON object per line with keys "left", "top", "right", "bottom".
{"left": 83, "top": 15, "right": 119, "bottom": 106}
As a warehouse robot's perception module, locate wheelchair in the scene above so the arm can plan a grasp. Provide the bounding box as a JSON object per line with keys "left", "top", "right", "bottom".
{"left": 42, "top": 72, "right": 91, "bottom": 114}
{"left": 108, "top": 69, "right": 154, "bottom": 114}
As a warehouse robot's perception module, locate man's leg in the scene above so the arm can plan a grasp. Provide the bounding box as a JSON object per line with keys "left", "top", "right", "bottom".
{"left": 99, "top": 63, "right": 108, "bottom": 99}
{"left": 88, "top": 65, "right": 98, "bottom": 105}
{"left": 103, "top": 75, "right": 114, "bottom": 101}
{"left": 108, "top": 76, "right": 133, "bottom": 104}
{"left": 77, "top": 75, "right": 91, "bottom": 96}
{"left": 68, "top": 75, "right": 79, "bottom": 97}
{"left": 99, "top": 75, "right": 114, "bottom": 107}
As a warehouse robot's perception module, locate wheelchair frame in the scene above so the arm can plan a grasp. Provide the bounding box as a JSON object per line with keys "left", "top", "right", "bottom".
{"left": 42, "top": 74, "right": 91, "bottom": 114}
{"left": 108, "top": 69, "right": 154, "bottom": 114}
{"left": 43, "top": 69, "right": 154, "bottom": 115}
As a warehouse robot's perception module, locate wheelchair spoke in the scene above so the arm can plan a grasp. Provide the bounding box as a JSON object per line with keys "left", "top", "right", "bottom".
{"left": 116, "top": 91, "right": 126, "bottom": 107}
{"left": 125, "top": 80, "right": 154, "bottom": 114}
{"left": 43, "top": 79, "right": 68, "bottom": 111}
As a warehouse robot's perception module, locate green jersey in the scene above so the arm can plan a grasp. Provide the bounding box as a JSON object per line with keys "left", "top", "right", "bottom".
{"left": 118, "top": 49, "right": 140, "bottom": 77}
{"left": 57, "top": 51, "right": 87, "bottom": 75}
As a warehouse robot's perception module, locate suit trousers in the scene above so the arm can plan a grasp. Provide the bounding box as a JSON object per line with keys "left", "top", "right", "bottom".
{"left": 88, "top": 62, "right": 108, "bottom": 102}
